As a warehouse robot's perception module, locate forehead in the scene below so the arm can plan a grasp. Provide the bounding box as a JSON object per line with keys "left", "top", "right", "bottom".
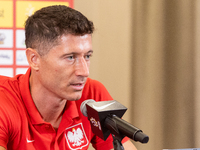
{"left": 60, "top": 34, "right": 92, "bottom": 44}
{"left": 49, "top": 34, "right": 93, "bottom": 54}
{"left": 61, "top": 34, "right": 92, "bottom": 50}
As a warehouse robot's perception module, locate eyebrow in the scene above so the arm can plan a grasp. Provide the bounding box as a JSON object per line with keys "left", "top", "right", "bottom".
{"left": 86, "top": 50, "right": 94, "bottom": 54}
{"left": 60, "top": 50, "right": 93, "bottom": 58}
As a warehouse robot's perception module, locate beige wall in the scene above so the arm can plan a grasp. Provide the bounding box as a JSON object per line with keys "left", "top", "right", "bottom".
{"left": 74, "top": 0, "right": 135, "bottom": 149}
{"left": 74, "top": 1, "right": 200, "bottom": 150}
{"left": 74, "top": 1, "right": 133, "bottom": 121}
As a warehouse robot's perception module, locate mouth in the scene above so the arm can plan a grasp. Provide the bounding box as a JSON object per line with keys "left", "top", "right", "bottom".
{"left": 70, "top": 82, "right": 85, "bottom": 91}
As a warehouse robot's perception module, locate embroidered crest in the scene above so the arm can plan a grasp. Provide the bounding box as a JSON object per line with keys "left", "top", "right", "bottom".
{"left": 65, "top": 123, "right": 89, "bottom": 150}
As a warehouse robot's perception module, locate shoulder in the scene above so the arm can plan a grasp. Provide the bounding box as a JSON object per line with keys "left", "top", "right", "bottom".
{"left": 0, "top": 74, "right": 22, "bottom": 93}
{"left": 0, "top": 78, "right": 25, "bottom": 123}
{"left": 80, "top": 78, "right": 113, "bottom": 102}
{"left": 83, "top": 78, "right": 109, "bottom": 92}
{"left": 0, "top": 74, "right": 23, "bottom": 108}
{"left": 85, "top": 78, "right": 102, "bottom": 85}
{"left": 0, "top": 75, "right": 13, "bottom": 88}
{"left": 0, "top": 75, "right": 26, "bottom": 135}
{"left": 0, "top": 88, "right": 24, "bottom": 147}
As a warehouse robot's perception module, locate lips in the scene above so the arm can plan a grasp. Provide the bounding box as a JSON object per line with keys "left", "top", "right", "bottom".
{"left": 70, "top": 82, "right": 85, "bottom": 91}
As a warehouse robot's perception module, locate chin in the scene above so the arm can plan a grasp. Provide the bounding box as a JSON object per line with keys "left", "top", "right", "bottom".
{"left": 67, "top": 94, "right": 82, "bottom": 101}
{"left": 67, "top": 97, "right": 81, "bottom": 101}
{"left": 64, "top": 91, "right": 83, "bottom": 101}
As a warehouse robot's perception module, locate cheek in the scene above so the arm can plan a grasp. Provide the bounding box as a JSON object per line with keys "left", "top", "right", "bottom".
{"left": 87, "top": 62, "right": 91, "bottom": 69}
{"left": 53, "top": 67, "right": 73, "bottom": 79}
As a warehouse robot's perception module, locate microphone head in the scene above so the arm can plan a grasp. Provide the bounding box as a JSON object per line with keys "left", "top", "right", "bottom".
{"left": 80, "top": 99, "right": 95, "bottom": 117}
{"left": 84, "top": 100, "right": 127, "bottom": 141}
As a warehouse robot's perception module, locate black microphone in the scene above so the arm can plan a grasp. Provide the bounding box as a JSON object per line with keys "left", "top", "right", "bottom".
{"left": 80, "top": 99, "right": 149, "bottom": 143}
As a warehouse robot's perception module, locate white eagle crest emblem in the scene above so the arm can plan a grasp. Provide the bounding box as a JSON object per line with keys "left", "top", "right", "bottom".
{"left": 67, "top": 128, "right": 84, "bottom": 146}
{"left": 65, "top": 123, "right": 89, "bottom": 150}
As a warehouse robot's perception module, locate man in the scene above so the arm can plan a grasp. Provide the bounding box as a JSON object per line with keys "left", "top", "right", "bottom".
{"left": 0, "top": 5, "right": 137, "bottom": 150}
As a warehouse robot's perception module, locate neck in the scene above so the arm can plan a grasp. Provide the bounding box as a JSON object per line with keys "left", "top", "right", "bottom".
{"left": 29, "top": 71, "right": 67, "bottom": 129}
{"left": 36, "top": 98, "right": 66, "bottom": 128}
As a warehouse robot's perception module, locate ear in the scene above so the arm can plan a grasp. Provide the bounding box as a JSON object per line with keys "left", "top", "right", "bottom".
{"left": 26, "top": 48, "right": 40, "bottom": 71}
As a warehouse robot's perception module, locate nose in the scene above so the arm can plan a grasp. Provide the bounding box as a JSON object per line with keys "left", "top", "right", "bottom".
{"left": 75, "top": 57, "right": 89, "bottom": 77}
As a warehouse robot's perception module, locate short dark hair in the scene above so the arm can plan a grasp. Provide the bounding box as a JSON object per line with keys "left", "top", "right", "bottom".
{"left": 25, "top": 5, "right": 94, "bottom": 56}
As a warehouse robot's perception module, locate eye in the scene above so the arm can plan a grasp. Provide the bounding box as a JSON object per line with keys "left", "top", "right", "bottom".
{"left": 85, "top": 54, "right": 92, "bottom": 61}
{"left": 67, "top": 55, "right": 74, "bottom": 60}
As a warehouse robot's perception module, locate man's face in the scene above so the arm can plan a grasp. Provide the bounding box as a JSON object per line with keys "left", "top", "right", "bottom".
{"left": 37, "top": 34, "right": 93, "bottom": 101}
